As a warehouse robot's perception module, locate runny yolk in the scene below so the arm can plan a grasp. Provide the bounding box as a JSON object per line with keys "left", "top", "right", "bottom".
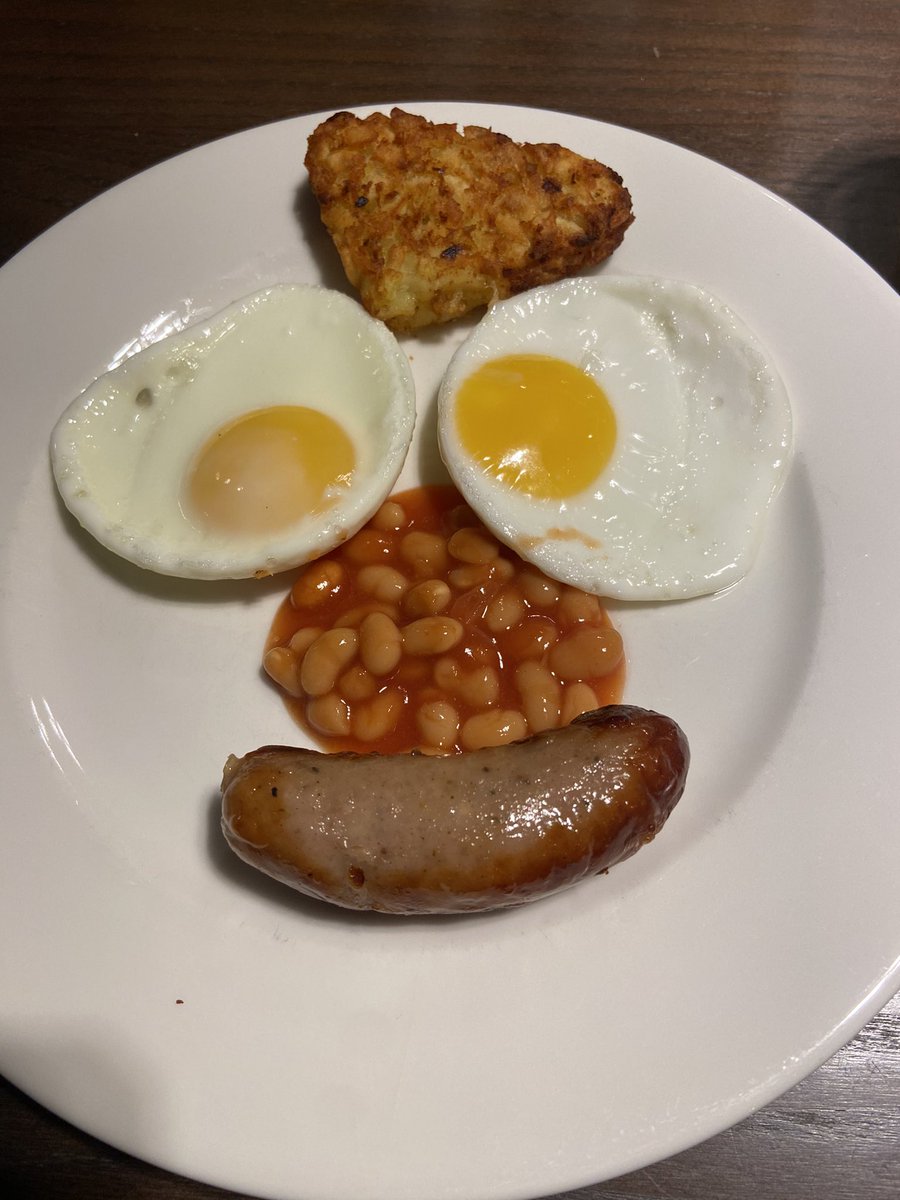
{"left": 185, "top": 405, "right": 355, "bottom": 536}
{"left": 453, "top": 353, "right": 616, "bottom": 500}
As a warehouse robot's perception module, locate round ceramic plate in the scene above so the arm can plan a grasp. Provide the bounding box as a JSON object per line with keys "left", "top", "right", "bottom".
{"left": 1, "top": 103, "right": 899, "bottom": 1200}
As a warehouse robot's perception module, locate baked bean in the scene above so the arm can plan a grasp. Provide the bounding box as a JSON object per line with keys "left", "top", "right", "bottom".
{"left": 515, "top": 661, "right": 561, "bottom": 733}
{"left": 357, "top": 564, "right": 409, "bottom": 602}
{"left": 446, "top": 504, "right": 478, "bottom": 531}
{"left": 450, "top": 583, "right": 494, "bottom": 627}
{"left": 343, "top": 530, "right": 394, "bottom": 564}
{"left": 485, "top": 588, "right": 525, "bottom": 633}
{"left": 402, "top": 578, "right": 451, "bottom": 618}
{"left": 561, "top": 682, "right": 598, "bottom": 724}
{"left": 558, "top": 587, "right": 602, "bottom": 624}
{"left": 403, "top": 616, "right": 464, "bottom": 656}
{"left": 463, "top": 630, "right": 502, "bottom": 668}
{"left": 416, "top": 700, "right": 460, "bottom": 750}
{"left": 300, "top": 628, "right": 359, "bottom": 696}
{"left": 460, "top": 709, "right": 528, "bottom": 751}
{"left": 352, "top": 688, "right": 404, "bottom": 742}
{"left": 359, "top": 611, "right": 403, "bottom": 676}
{"left": 433, "top": 656, "right": 460, "bottom": 691}
{"left": 287, "top": 626, "right": 324, "bottom": 657}
{"left": 290, "top": 560, "right": 344, "bottom": 609}
{"left": 306, "top": 691, "right": 351, "bottom": 736}
{"left": 263, "top": 646, "right": 303, "bottom": 697}
{"left": 549, "top": 626, "right": 624, "bottom": 682}
{"left": 400, "top": 531, "right": 449, "bottom": 578}
{"left": 448, "top": 563, "right": 493, "bottom": 590}
{"left": 503, "top": 616, "right": 558, "bottom": 661}
{"left": 457, "top": 664, "right": 500, "bottom": 709}
{"left": 370, "top": 501, "right": 407, "bottom": 531}
{"left": 338, "top": 663, "right": 378, "bottom": 702}
{"left": 448, "top": 526, "right": 500, "bottom": 565}
{"left": 518, "top": 570, "right": 561, "bottom": 608}
{"left": 267, "top": 485, "right": 624, "bottom": 756}
{"left": 332, "top": 602, "right": 399, "bottom": 629}
{"left": 490, "top": 556, "right": 515, "bottom": 583}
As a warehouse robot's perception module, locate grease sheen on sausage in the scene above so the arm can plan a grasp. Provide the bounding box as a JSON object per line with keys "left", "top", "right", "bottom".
{"left": 221, "top": 705, "right": 688, "bottom": 914}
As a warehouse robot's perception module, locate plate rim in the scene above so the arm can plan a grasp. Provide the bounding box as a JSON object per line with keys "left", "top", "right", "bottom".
{"left": 2, "top": 100, "right": 900, "bottom": 1200}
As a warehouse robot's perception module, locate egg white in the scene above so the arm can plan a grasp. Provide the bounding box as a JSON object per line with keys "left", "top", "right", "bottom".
{"left": 437, "top": 276, "right": 793, "bottom": 601}
{"left": 50, "top": 285, "right": 416, "bottom": 580}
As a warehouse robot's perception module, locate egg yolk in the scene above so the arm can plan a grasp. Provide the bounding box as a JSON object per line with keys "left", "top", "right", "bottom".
{"left": 185, "top": 405, "right": 355, "bottom": 536}
{"left": 454, "top": 354, "right": 616, "bottom": 500}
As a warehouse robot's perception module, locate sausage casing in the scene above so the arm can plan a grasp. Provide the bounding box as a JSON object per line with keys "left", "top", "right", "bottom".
{"left": 221, "top": 705, "right": 688, "bottom": 915}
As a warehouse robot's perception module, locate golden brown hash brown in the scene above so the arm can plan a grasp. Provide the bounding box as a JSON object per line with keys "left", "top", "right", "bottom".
{"left": 304, "top": 108, "right": 634, "bottom": 332}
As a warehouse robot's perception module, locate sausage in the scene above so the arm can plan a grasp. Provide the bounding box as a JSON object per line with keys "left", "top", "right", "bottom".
{"left": 220, "top": 705, "right": 688, "bottom": 915}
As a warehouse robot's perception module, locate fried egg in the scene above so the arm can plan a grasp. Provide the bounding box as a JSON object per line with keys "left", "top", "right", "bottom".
{"left": 437, "top": 276, "right": 792, "bottom": 601}
{"left": 51, "top": 285, "right": 416, "bottom": 579}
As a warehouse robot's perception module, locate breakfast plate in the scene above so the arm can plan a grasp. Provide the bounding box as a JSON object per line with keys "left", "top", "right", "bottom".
{"left": 2, "top": 102, "right": 899, "bottom": 1200}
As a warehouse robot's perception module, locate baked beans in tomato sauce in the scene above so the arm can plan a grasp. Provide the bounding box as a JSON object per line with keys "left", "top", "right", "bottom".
{"left": 265, "top": 486, "right": 625, "bottom": 755}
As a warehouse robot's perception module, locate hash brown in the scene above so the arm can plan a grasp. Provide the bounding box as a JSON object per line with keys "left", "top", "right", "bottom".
{"left": 304, "top": 108, "right": 634, "bottom": 332}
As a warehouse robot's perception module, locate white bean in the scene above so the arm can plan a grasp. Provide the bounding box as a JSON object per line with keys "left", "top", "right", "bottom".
{"left": 359, "top": 611, "right": 403, "bottom": 676}
{"left": 300, "top": 628, "right": 359, "bottom": 696}
{"left": 416, "top": 700, "right": 460, "bottom": 750}
{"left": 460, "top": 709, "right": 528, "bottom": 751}
{"left": 263, "top": 646, "right": 302, "bottom": 697}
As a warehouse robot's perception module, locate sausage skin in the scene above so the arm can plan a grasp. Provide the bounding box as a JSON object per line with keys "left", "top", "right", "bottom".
{"left": 221, "top": 705, "right": 688, "bottom": 915}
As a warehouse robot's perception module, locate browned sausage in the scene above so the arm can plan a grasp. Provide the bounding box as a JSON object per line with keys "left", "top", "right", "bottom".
{"left": 221, "top": 705, "right": 688, "bottom": 915}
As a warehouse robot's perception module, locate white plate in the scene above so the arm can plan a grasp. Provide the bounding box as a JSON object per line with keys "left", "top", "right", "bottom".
{"left": 2, "top": 103, "right": 899, "bottom": 1200}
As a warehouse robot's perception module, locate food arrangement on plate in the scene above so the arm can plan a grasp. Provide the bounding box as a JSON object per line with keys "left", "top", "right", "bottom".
{"left": 49, "top": 108, "right": 792, "bottom": 915}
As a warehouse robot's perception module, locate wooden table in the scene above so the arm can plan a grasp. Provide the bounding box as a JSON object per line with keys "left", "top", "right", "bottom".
{"left": 2, "top": 2, "right": 898, "bottom": 1197}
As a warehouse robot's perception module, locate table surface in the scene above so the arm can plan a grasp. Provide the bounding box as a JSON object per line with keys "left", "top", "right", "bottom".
{"left": 1, "top": 2, "right": 898, "bottom": 1198}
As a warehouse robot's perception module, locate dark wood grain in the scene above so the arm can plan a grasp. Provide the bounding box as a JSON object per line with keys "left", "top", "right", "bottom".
{"left": 1, "top": 1, "right": 899, "bottom": 1198}
{"left": 2, "top": 0, "right": 898, "bottom": 284}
